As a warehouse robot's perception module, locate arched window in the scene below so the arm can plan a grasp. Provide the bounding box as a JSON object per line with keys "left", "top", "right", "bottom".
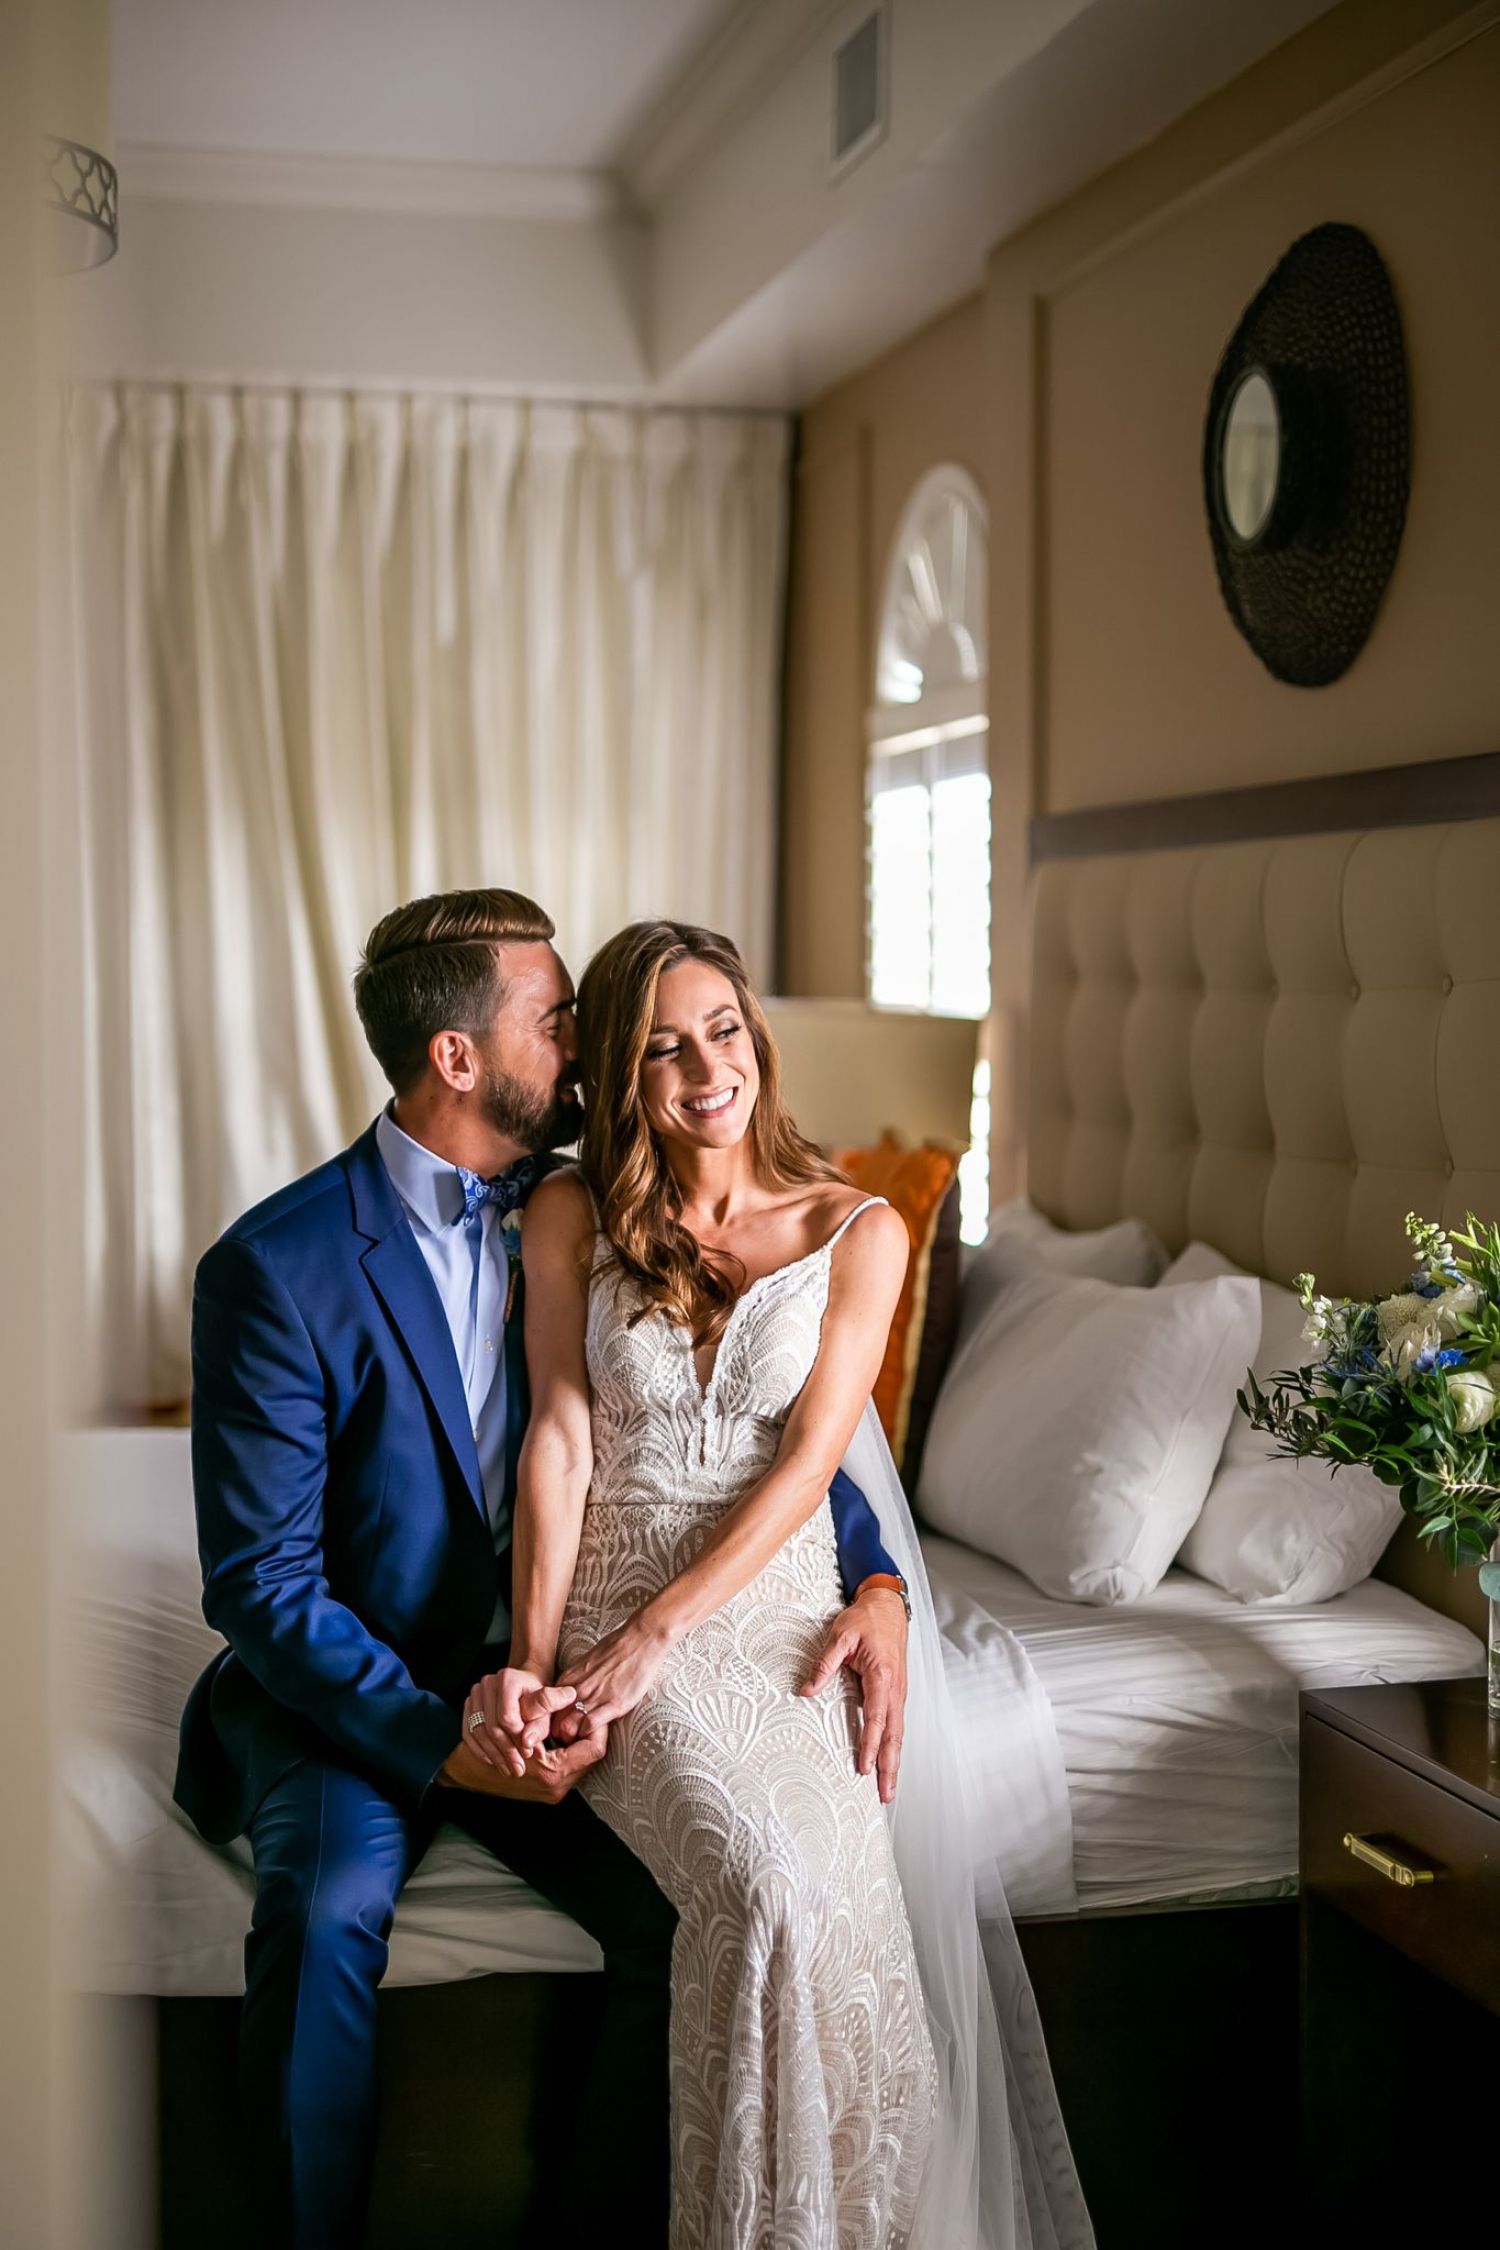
{"left": 867, "top": 466, "right": 990, "bottom": 1240}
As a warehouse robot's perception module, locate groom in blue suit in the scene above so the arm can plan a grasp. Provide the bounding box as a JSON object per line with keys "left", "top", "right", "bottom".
{"left": 174, "top": 886, "right": 910, "bottom": 2249}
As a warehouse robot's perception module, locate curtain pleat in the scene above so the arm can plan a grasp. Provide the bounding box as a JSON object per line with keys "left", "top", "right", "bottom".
{"left": 68, "top": 383, "right": 790, "bottom": 1404}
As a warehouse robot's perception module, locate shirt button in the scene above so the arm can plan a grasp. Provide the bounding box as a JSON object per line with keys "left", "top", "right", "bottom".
{"left": 484, "top": 1336, "right": 495, "bottom": 1353}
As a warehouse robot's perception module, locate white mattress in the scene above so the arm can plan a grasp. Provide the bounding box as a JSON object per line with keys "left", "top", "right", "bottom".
{"left": 920, "top": 1531, "right": 1485, "bottom": 1913}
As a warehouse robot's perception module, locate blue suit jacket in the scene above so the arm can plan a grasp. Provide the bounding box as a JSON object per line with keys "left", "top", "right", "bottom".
{"left": 175, "top": 1122, "right": 898, "bottom": 1845}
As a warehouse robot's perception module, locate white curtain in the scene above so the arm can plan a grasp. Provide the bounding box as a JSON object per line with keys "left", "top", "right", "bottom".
{"left": 67, "top": 384, "right": 790, "bottom": 1405}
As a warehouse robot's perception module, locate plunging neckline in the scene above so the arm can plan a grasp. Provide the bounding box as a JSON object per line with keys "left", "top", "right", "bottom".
{"left": 683, "top": 1198, "right": 886, "bottom": 1403}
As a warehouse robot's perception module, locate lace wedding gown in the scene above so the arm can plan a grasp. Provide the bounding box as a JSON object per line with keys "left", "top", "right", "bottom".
{"left": 558, "top": 1196, "right": 939, "bottom": 2249}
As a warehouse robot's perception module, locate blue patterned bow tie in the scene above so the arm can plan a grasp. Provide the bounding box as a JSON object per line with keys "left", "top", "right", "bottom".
{"left": 455, "top": 1156, "right": 543, "bottom": 1227}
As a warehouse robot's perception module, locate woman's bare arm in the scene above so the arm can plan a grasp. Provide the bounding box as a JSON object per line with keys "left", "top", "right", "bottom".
{"left": 465, "top": 1169, "right": 595, "bottom": 1772}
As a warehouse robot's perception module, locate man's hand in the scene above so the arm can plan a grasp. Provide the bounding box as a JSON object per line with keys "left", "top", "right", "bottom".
{"left": 437, "top": 1726, "right": 605, "bottom": 1805}
{"left": 798, "top": 1586, "right": 908, "bottom": 1805}
{"left": 463, "top": 1665, "right": 578, "bottom": 1777}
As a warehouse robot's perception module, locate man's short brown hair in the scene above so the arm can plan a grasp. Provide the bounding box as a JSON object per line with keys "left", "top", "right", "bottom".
{"left": 354, "top": 887, "right": 555, "bottom": 1094}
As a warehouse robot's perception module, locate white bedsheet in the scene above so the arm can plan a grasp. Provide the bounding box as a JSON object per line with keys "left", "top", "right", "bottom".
{"left": 920, "top": 1532, "right": 1485, "bottom": 1913}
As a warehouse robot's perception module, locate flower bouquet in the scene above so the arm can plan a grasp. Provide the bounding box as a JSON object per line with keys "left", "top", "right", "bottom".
{"left": 1239, "top": 1212, "right": 1500, "bottom": 1710}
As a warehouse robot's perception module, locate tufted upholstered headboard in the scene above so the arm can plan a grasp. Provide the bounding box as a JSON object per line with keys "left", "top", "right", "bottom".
{"left": 1025, "top": 808, "right": 1500, "bottom": 1635}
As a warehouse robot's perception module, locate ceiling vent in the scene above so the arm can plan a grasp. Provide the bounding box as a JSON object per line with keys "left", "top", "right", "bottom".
{"left": 830, "top": 7, "right": 887, "bottom": 179}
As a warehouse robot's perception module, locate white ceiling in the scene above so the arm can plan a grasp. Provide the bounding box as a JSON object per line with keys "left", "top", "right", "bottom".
{"left": 111, "top": 0, "right": 741, "bottom": 169}
{"left": 105, "top": 0, "right": 1347, "bottom": 408}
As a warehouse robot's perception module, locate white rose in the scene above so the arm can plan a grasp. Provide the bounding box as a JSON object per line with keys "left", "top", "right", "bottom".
{"left": 1376, "top": 1293, "right": 1444, "bottom": 1382}
{"left": 1445, "top": 1368, "right": 1500, "bottom": 1434}
{"left": 1434, "top": 1280, "right": 1483, "bottom": 1339}
{"left": 1380, "top": 1320, "right": 1444, "bottom": 1384}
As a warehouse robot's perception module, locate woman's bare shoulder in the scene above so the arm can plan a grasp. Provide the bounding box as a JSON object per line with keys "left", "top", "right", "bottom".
{"left": 815, "top": 1186, "right": 907, "bottom": 1287}
{"left": 523, "top": 1165, "right": 595, "bottom": 1246}
{"left": 793, "top": 1180, "right": 904, "bottom": 1264}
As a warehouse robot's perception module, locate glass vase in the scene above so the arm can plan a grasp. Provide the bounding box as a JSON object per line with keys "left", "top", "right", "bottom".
{"left": 1489, "top": 1535, "right": 1500, "bottom": 1716}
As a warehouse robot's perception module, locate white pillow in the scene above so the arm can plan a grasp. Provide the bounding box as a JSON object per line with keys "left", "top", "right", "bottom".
{"left": 918, "top": 1242, "right": 1261, "bottom": 1604}
{"left": 1162, "top": 1242, "right": 1402, "bottom": 1604}
{"left": 960, "top": 1197, "right": 1168, "bottom": 1335}
{"left": 986, "top": 1196, "right": 1168, "bottom": 1283}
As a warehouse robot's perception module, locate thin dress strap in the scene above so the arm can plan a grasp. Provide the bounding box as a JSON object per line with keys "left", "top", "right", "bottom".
{"left": 580, "top": 1179, "right": 615, "bottom": 1274}
{"left": 822, "top": 1194, "right": 889, "bottom": 1255}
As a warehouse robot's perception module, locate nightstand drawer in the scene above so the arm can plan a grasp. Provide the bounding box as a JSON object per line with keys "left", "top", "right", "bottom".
{"left": 1302, "top": 1715, "right": 1500, "bottom": 2014}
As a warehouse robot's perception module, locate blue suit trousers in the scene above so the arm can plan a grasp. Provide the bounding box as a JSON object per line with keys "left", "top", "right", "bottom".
{"left": 242, "top": 1748, "right": 676, "bottom": 2248}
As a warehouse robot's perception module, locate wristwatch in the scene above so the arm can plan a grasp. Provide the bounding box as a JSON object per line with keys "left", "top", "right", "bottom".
{"left": 857, "top": 1571, "right": 912, "bottom": 1622}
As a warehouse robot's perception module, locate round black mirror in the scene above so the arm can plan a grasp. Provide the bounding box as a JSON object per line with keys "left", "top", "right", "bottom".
{"left": 1201, "top": 223, "right": 1409, "bottom": 688}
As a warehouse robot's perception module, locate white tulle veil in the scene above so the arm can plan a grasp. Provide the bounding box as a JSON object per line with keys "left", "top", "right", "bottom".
{"left": 840, "top": 1402, "right": 1095, "bottom": 2250}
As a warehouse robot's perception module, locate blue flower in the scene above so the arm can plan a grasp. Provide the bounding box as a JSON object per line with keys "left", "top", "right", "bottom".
{"left": 1413, "top": 1344, "right": 1468, "bottom": 1374}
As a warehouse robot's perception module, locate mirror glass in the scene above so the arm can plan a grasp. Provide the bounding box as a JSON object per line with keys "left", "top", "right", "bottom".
{"left": 1220, "top": 369, "right": 1280, "bottom": 543}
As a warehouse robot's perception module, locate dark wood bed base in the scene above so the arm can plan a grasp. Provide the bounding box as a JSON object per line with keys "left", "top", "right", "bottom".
{"left": 113, "top": 1970, "right": 605, "bottom": 2250}
{"left": 124, "top": 1894, "right": 1298, "bottom": 2250}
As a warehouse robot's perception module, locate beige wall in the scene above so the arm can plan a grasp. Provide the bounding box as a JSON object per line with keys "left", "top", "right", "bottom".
{"left": 780, "top": 292, "right": 986, "bottom": 996}
{"left": 0, "top": 10, "right": 54, "bottom": 2236}
{"left": 780, "top": 0, "right": 1500, "bottom": 1197}
{"left": 1032, "top": 9, "right": 1500, "bottom": 812}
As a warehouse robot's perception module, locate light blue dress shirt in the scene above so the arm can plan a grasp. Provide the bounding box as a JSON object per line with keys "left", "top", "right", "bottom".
{"left": 375, "top": 1107, "right": 513, "bottom": 1639}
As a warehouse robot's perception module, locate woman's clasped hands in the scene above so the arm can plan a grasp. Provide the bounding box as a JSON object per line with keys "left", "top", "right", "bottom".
{"left": 463, "top": 1614, "right": 673, "bottom": 1782}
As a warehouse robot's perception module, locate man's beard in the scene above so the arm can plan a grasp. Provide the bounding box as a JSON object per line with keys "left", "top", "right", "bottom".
{"left": 480, "top": 1062, "right": 582, "bottom": 1154}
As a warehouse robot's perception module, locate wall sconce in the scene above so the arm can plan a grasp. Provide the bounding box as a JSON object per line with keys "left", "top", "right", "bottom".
{"left": 44, "top": 131, "right": 117, "bottom": 270}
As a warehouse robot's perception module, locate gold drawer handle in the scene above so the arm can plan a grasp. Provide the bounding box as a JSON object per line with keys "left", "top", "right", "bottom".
{"left": 1342, "top": 1832, "right": 1435, "bottom": 1888}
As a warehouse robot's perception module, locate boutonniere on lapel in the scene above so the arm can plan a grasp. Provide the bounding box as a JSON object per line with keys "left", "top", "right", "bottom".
{"left": 500, "top": 1207, "right": 524, "bottom": 1324}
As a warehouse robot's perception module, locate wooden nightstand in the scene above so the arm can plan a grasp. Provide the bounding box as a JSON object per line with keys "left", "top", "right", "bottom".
{"left": 1300, "top": 1678, "right": 1500, "bottom": 2237}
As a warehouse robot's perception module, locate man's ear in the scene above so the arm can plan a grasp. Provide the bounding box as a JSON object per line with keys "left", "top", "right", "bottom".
{"left": 429, "top": 1028, "right": 478, "bottom": 1095}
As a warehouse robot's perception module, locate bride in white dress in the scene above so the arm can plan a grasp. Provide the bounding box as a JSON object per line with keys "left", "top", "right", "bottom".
{"left": 470, "top": 921, "right": 1092, "bottom": 2250}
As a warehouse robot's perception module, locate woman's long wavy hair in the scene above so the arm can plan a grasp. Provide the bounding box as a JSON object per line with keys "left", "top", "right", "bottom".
{"left": 576, "top": 921, "right": 846, "bottom": 1350}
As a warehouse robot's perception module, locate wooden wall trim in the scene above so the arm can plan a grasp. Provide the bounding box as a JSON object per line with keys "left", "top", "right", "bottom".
{"left": 1028, "top": 749, "right": 1500, "bottom": 863}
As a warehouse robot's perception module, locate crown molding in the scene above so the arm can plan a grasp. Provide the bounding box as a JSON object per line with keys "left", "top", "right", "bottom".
{"left": 118, "top": 142, "right": 622, "bottom": 224}
{"left": 616, "top": 0, "right": 852, "bottom": 210}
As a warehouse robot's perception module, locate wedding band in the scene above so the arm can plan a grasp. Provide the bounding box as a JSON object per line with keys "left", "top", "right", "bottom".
{"left": 467, "top": 1710, "right": 485, "bottom": 1731}
{"left": 574, "top": 1702, "right": 590, "bottom": 1720}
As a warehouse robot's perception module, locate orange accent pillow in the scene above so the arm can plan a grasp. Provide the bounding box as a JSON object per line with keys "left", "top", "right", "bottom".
{"left": 831, "top": 1133, "right": 963, "bottom": 1480}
